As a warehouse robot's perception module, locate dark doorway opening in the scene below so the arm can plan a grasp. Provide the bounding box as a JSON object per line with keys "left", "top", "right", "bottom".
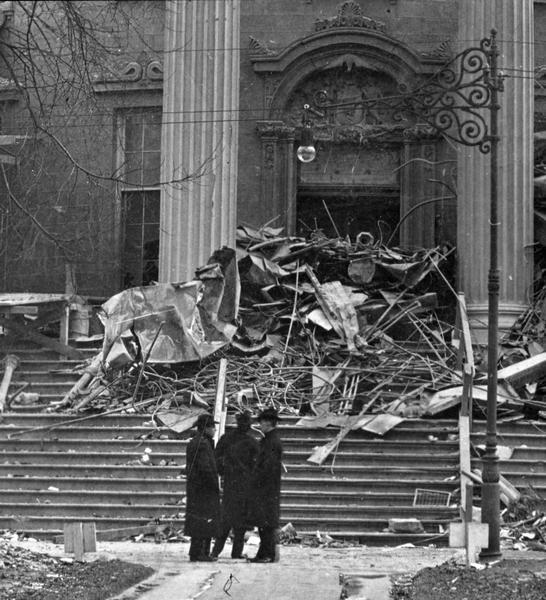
{"left": 297, "top": 186, "right": 400, "bottom": 245}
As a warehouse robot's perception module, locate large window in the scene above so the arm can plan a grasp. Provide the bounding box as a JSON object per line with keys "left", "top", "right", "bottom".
{"left": 118, "top": 108, "right": 162, "bottom": 288}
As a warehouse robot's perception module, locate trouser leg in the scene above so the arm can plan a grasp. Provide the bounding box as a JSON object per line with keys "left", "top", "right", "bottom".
{"left": 202, "top": 537, "right": 211, "bottom": 557}
{"left": 231, "top": 528, "right": 246, "bottom": 558}
{"left": 212, "top": 523, "right": 231, "bottom": 557}
{"left": 189, "top": 537, "right": 204, "bottom": 560}
{"left": 258, "top": 526, "right": 276, "bottom": 560}
{"left": 255, "top": 528, "right": 265, "bottom": 559}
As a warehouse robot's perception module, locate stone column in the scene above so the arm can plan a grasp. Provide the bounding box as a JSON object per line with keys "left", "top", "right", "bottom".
{"left": 457, "top": 0, "right": 534, "bottom": 338}
{"left": 159, "top": 0, "right": 240, "bottom": 283}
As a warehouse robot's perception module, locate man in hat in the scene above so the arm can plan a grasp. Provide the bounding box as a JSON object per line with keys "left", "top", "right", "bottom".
{"left": 184, "top": 413, "right": 220, "bottom": 562}
{"left": 211, "top": 411, "right": 259, "bottom": 559}
{"left": 247, "top": 407, "right": 283, "bottom": 563}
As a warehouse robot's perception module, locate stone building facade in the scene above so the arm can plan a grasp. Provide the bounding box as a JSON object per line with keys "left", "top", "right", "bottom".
{"left": 0, "top": 0, "right": 544, "bottom": 332}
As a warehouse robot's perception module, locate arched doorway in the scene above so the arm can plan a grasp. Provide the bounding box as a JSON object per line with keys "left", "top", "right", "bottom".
{"left": 250, "top": 2, "right": 453, "bottom": 248}
{"left": 283, "top": 65, "right": 402, "bottom": 243}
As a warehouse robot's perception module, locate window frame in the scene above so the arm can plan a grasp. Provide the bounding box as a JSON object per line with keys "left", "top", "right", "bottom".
{"left": 115, "top": 106, "right": 162, "bottom": 289}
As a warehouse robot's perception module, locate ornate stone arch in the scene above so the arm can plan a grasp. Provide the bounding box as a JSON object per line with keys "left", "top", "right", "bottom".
{"left": 250, "top": 1, "right": 447, "bottom": 242}
{"left": 253, "top": 30, "right": 425, "bottom": 116}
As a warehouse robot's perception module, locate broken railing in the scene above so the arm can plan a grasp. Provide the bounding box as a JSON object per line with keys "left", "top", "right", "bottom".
{"left": 452, "top": 292, "right": 475, "bottom": 516}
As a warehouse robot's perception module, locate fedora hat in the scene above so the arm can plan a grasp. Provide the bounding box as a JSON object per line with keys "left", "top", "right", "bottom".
{"left": 257, "top": 407, "right": 280, "bottom": 422}
{"left": 195, "top": 413, "right": 215, "bottom": 430}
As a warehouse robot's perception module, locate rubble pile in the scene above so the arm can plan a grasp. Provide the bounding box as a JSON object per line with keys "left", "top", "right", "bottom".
{"left": 46, "top": 226, "right": 462, "bottom": 426}
{"left": 501, "top": 488, "right": 546, "bottom": 551}
{"left": 6, "top": 226, "right": 546, "bottom": 430}
{"left": 0, "top": 531, "right": 61, "bottom": 591}
{"left": 0, "top": 531, "right": 154, "bottom": 600}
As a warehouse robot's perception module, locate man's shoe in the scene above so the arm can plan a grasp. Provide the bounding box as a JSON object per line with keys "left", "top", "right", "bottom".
{"left": 191, "top": 555, "right": 218, "bottom": 562}
{"left": 248, "top": 556, "right": 273, "bottom": 563}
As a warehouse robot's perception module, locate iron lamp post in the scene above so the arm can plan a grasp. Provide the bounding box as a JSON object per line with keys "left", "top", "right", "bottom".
{"left": 297, "top": 30, "right": 504, "bottom": 559}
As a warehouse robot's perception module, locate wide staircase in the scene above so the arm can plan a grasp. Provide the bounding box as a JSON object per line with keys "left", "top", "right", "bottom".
{"left": 471, "top": 419, "right": 546, "bottom": 501}
{"left": 0, "top": 412, "right": 460, "bottom": 544}
{"left": 0, "top": 343, "right": 465, "bottom": 544}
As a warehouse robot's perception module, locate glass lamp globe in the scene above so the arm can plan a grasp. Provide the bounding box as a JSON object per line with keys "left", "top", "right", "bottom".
{"left": 296, "top": 144, "right": 316, "bottom": 163}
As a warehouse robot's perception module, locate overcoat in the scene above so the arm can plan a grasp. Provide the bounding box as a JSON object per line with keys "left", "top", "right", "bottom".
{"left": 247, "top": 428, "right": 283, "bottom": 528}
{"left": 215, "top": 428, "right": 259, "bottom": 529}
{"left": 184, "top": 431, "right": 220, "bottom": 538}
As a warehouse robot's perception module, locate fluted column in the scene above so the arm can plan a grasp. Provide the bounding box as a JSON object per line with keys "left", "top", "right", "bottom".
{"left": 457, "top": 0, "right": 533, "bottom": 338}
{"left": 159, "top": 0, "right": 240, "bottom": 283}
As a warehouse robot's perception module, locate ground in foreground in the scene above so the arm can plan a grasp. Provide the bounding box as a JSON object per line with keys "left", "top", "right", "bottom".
{"left": 0, "top": 536, "right": 153, "bottom": 600}
{"left": 395, "top": 559, "right": 546, "bottom": 600}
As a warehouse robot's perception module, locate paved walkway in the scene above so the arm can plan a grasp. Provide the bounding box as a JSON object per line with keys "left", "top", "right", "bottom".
{"left": 16, "top": 538, "right": 463, "bottom": 599}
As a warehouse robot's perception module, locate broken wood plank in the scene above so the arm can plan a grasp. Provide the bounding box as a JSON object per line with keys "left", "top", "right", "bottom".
{"left": 467, "top": 469, "right": 521, "bottom": 507}
{"left": 318, "top": 281, "right": 359, "bottom": 351}
{"left": 0, "top": 354, "right": 19, "bottom": 413}
{"left": 95, "top": 524, "right": 157, "bottom": 542}
{"left": 82, "top": 522, "right": 97, "bottom": 553}
{"left": 55, "top": 523, "right": 158, "bottom": 544}
{"left": 307, "top": 405, "right": 376, "bottom": 465}
{"left": 213, "top": 358, "right": 228, "bottom": 445}
{"left": 311, "top": 364, "right": 346, "bottom": 416}
{"left": 358, "top": 413, "right": 404, "bottom": 436}
{"left": 307, "top": 412, "right": 364, "bottom": 466}
{"left": 157, "top": 407, "right": 207, "bottom": 434}
{"left": 496, "top": 352, "right": 546, "bottom": 388}
{"left": 64, "top": 522, "right": 84, "bottom": 560}
{"left": 2, "top": 316, "right": 84, "bottom": 360}
{"left": 459, "top": 414, "right": 471, "bottom": 512}
{"left": 304, "top": 266, "right": 345, "bottom": 339}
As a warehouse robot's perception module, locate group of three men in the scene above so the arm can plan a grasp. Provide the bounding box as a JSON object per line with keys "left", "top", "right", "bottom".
{"left": 184, "top": 407, "right": 283, "bottom": 563}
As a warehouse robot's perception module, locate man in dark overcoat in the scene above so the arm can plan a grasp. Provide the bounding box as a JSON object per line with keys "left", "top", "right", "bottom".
{"left": 247, "top": 407, "right": 283, "bottom": 563}
{"left": 211, "top": 411, "right": 259, "bottom": 559}
{"left": 184, "top": 413, "right": 220, "bottom": 562}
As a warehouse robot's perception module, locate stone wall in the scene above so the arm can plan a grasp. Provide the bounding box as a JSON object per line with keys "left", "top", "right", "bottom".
{"left": 1, "top": 0, "right": 544, "bottom": 295}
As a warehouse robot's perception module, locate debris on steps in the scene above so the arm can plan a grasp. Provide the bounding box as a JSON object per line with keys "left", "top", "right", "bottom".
{"left": 2, "top": 229, "right": 460, "bottom": 427}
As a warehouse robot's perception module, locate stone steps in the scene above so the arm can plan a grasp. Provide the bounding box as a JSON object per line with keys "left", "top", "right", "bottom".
{"left": 0, "top": 412, "right": 459, "bottom": 543}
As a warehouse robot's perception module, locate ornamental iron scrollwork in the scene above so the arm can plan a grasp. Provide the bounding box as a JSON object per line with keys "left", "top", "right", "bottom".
{"left": 309, "top": 30, "right": 503, "bottom": 154}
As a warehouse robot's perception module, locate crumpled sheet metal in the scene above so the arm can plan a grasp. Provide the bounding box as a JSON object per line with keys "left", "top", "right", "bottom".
{"left": 100, "top": 252, "right": 239, "bottom": 364}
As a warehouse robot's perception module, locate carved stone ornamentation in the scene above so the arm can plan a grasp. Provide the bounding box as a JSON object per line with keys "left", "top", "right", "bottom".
{"left": 284, "top": 66, "right": 410, "bottom": 143}
{"left": 263, "top": 143, "right": 275, "bottom": 170}
{"left": 146, "top": 60, "right": 163, "bottom": 81}
{"left": 256, "top": 121, "right": 295, "bottom": 139}
{"left": 248, "top": 35, "right": 276, "bottom": 57}
{"left": 264, "top": 76, "right": 282, "bottom": 110}
{"left": 119, "top": 62, "right": 143, "bottom": 82}
{"left": 420, "top": 40, "right": 453, "bottom": 61}
{"left": 0, "top": 1, "right": 13, "bottom": 30}
{"left": 314, "top": 1, "right": 386, "bottom": 34}
{"left": 92, "top": 54, "right": 164, "bottom": 91}
{"left": 402, "top": 124, "right": 439, "bottom": 141}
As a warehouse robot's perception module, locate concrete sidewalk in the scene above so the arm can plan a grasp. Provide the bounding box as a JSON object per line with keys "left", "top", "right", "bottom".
{"left": 15, "top": 538, "right": 463, "bottom": 600}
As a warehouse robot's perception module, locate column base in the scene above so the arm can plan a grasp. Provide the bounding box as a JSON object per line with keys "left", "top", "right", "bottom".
{"left": 466, "top": 303, "right": 527, "bottom": 345}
